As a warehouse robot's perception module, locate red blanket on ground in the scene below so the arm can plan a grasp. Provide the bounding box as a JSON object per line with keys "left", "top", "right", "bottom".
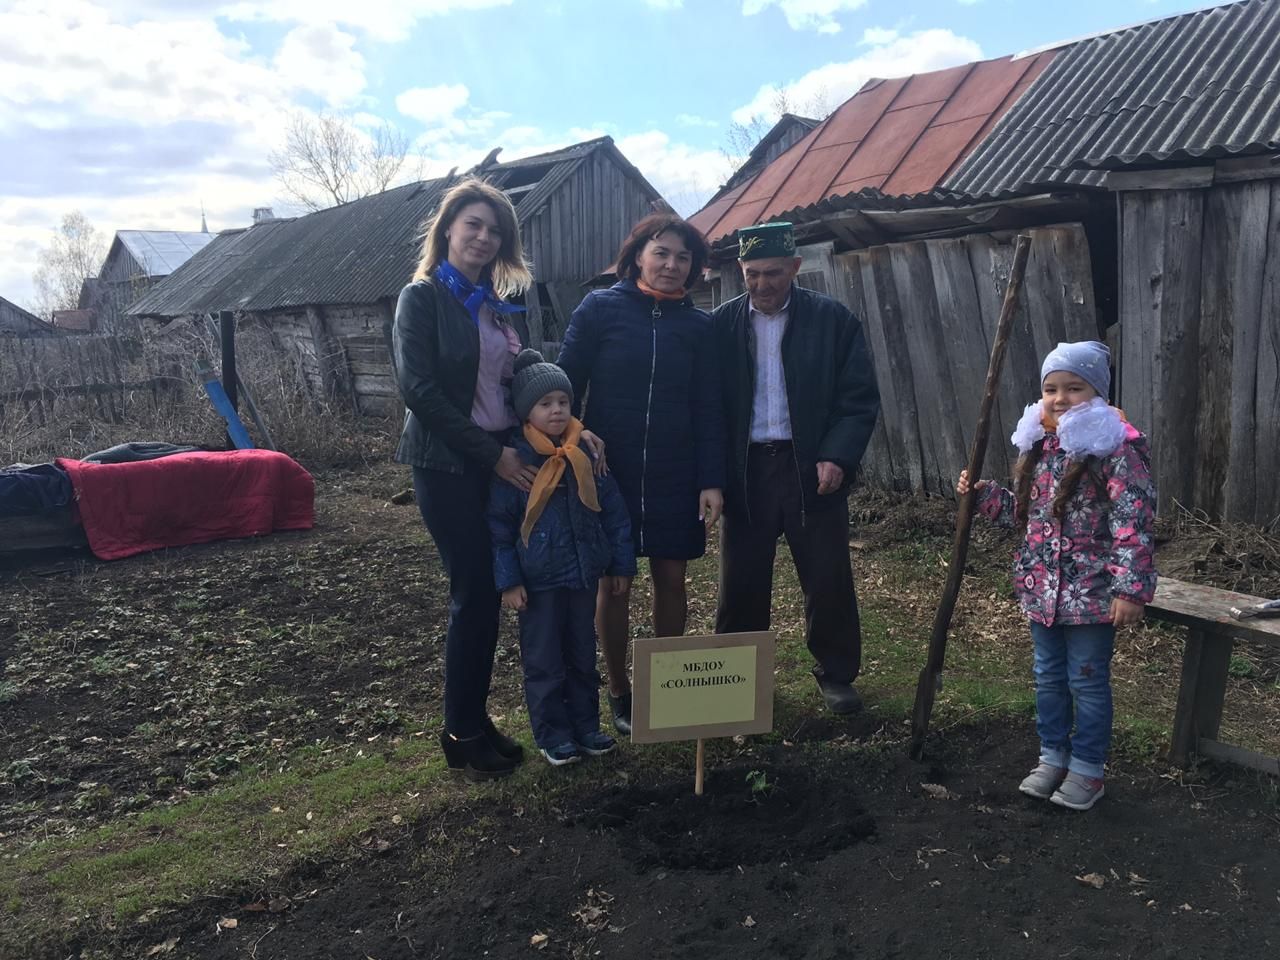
{"left": 57, "top": 450, "right": 315, "bottom": 560}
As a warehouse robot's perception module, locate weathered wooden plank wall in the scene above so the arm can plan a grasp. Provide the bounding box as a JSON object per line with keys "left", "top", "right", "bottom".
{"left": 1120, "top": 180, "right": 1280, "bottom": 527}
{"left": 833, "top": 223, "right": 1098, "bottom": 496}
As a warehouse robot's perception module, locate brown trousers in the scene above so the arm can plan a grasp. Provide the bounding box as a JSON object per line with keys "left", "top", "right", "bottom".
{"left": 715, "top": 442, "right": 862, "bottom": 683}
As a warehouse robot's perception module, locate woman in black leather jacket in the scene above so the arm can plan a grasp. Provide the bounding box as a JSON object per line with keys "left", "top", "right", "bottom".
{"left": 390, "top": 178, "right": 602, "bottom": 780}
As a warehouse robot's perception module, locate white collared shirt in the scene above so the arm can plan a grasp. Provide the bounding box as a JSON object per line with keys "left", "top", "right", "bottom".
{"left": 748, "top": 297, "right": 792, "bottom": 442}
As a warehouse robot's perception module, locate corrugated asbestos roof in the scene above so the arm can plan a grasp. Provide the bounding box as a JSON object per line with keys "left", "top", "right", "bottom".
{"left": 129, "top": 137, "right": 660, "bottom": 318}
{"left": 946, "top": 0, "right": 1280, "bottom": 198}
{"left": 114, "top": 230, "right": 216, "bottom": 276}
{"left": 127, "top": 179, "right": 449, "bottom": 317}
{"left": 689, "top": 52, "right": 1056, "bottom": 244}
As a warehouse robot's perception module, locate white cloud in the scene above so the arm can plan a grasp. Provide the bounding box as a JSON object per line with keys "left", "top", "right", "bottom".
{"left": 732, "top": 27, "right": 983, "bottom": 124}
{"left": 742, "top": 0, "right": 868, "bottom": 34}
{"left": 614, "top": 131, "right": 722, "bottom": 216}
{"left": 274, "top": 24, "right": 366, "bottom": 106}
{"left": 861, "top": 26, "right": 898, "bottom": 44}
{"left": 676, "top": 113, "right": 718, "bottom": 128}
{"left": 217, "top": 0, "right": 515, "bottom": 42}
{"left": 396, "top": 84, "right": 471, "bottom": 125}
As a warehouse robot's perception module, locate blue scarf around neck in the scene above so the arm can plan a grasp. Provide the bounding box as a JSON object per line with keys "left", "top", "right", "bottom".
{"left": 436, "top": 260, "right": 526, "bottom": 326}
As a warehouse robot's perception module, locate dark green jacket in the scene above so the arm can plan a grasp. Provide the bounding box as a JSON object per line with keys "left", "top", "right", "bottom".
{"left": 712, "top": 284, "right": 881, "bottom": 513}
{"left": 390, "top": 277, "right": 530, "bottom": 473}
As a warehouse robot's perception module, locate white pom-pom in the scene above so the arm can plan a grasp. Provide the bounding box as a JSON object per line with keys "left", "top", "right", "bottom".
{"left": 1057, "top": 397, "right": 1126, "bottom": 458}
{"left": 1010, "top": 401, "right": 1046, "bottom": 454}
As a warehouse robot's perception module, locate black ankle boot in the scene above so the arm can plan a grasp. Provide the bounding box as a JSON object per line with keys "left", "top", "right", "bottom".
{"left": 482, "top": 717, "right": 525, "bottom": 763}
{"left": 439, "top": 730, "right": 519, "bottom": 781}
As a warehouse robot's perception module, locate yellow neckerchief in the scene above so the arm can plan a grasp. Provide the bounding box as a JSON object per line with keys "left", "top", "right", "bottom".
{"left": 520, "top": 417, "right": 600, "bottom": 546}
{"left": 636, "top": 279, "right": 687, "bottom": 301}
{"left": 1041, "top": 404, "right": 1127, "bottom": 435}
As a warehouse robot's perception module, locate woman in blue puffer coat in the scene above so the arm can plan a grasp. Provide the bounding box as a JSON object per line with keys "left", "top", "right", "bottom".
{"left": 557, "top": 213, "right": 727, "bottom": 734}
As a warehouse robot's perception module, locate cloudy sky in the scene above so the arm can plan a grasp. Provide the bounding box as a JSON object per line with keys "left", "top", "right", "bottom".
{"left": 0, "top": 0, "right": 1223, "bottom": 307}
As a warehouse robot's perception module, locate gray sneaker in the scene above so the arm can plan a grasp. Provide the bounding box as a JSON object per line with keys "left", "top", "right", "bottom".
{"left": 1050, "top": 772, "right": 1105, "bottom": 810}
{"left": 1018, "top": 763, "right": 1068, "bottom": 799}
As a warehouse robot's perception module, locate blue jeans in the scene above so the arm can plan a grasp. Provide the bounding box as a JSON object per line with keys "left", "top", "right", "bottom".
{"left": 518, "top": 586, "right": 601, "bottom": 749}
{"left": 1030, "top": 621, "right": 1115, "bottom": 780}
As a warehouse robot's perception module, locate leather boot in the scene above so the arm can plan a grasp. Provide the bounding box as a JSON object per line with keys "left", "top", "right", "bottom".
{"left": 439, "top": 730, "right": 519, "bottom": 781}
{"left": 482, "top": 716, "right": 525, "bottom": 763}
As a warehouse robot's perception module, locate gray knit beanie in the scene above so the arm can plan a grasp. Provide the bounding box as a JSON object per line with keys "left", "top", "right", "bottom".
{"left": 511, "top": 349, "right": 574, "bottom": 421}
{"left": 1041, "top": 340, "right": 1111, "bottom": 399}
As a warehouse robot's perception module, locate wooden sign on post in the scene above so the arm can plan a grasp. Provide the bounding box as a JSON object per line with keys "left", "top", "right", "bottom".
{"left": 630, "top": 632, "right": 776, "bottom": 795}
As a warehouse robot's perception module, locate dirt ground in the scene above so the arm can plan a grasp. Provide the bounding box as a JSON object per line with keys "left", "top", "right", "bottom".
{"left": 3, "top": 462, "right": 1279, "bottom": 959}
{"left": 101, "top": 724, "right": 1280, "bottom": 959}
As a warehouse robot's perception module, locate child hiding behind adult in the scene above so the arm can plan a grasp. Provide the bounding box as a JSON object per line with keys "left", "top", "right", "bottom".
{"left": 957, "top": 341, "right": 1157, "bottom": 811}
{"left": 488, "top": 350, "right": 636, "bottom": 766}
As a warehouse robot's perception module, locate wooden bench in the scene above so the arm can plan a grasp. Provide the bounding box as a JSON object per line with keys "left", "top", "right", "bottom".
{"left": 1147, "top": 578, "right": 1280, "bottom": 775}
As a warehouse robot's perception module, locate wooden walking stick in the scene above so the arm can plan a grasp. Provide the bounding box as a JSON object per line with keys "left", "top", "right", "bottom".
{"left": 909, "top": 233, "right": 1033, "bottom": 762}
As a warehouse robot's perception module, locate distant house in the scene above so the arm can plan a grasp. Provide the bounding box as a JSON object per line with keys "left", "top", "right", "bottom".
{"left": 0, "top": 296, "right": 59, "bottom": 337}
{"left": 129, "top": 136, "right": 667, "bottom": 416}
{"left": 688, "top": 0, "right": 1280, "bottom": 526}
{"left": 49, "top": 309, "right": 96, "bottom": 334}
{"left": 88, "top": 229, "right": 216, "bottom": 331}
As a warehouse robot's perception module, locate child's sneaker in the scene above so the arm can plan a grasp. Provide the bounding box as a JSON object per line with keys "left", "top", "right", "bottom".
{"left": 1018, "top": 763, "right": 1068, "bottom": 799}
{"left": 575, "top": 731, "right": 617, "bottom": 756}
{"left": 1049, "top": 772, "right": 1105, "bottom": 810}
{"left": 540, "top": 742, "right": 582, "bottom": 767}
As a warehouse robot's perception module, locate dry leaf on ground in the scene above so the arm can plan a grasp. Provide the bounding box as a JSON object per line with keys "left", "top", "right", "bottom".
{"left": 1075, "top": 873, "right": 1106, "bottom": 889}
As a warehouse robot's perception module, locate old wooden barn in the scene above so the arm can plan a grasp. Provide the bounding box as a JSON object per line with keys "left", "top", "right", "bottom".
{"left": 1, "top": 296, "right": 59, "bottom": 338}
{"left": 128, "top": 136, "right": 665, "bottom": 416}
{"left": 85, "top": 229, "right": 216, "bottom": 334}
{"left": 691, "top": 0, "right": 1279, "bottom": 527}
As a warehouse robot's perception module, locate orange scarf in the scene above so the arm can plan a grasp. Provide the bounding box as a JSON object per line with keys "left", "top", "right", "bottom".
{"left": 637, "top": 279, "right": 687, "bottom": 301}
{"left": 520, "top": 417, "right": 600, "bottom": 546}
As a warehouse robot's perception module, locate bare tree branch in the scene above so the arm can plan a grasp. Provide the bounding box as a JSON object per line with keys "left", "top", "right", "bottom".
{"left": 31, "top": 211, "right": 107, "bottom": 320}
{"left": 269, "top": 112, "right": 417, "bottom": 211}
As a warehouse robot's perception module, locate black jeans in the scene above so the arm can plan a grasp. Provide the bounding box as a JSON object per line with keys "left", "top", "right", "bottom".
{"left": 715, "top": 442, "right": 862, "bottom": 683}
{"left": 414, "top": 463, "right": 501, "bottom": 739}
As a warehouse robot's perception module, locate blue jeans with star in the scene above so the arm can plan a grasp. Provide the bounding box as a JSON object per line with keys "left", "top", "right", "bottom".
{"left": 1030, "top": 621, "right": 1115, "bottom": 780}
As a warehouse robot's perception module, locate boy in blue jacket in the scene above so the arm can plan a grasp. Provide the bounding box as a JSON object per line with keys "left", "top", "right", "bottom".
{"left": 488, "top": 350, "right": 636, "bottom": 766}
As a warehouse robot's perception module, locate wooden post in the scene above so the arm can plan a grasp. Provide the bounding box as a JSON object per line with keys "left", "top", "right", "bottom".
{"left": 1169, "top": 628, "right": 1234, "bottom": 767}
{"left": 909, "top": 234, "right": 1033, "bottom": 761}
{"left": 219, "top": 310, "right": 238, "bottom": 450}
{"left": 695, "top": 738, "right": 705, "bottom": 797}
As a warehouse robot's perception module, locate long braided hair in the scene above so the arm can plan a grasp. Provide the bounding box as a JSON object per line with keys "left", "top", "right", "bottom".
{"left": 1012, "top": 439, "right": 1108, "bottom": 528}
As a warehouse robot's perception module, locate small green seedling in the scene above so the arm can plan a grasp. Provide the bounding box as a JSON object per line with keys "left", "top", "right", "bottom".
{"left": 745, "top": 769, "right": 772, "bottom": 797}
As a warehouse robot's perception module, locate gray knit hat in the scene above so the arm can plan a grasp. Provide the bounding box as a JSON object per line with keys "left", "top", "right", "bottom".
{"left": 511, "top": 349, "right": 573, "bottom": 421}
{"left": 1041, "top": 340, "right": 1111, "bottom": 399}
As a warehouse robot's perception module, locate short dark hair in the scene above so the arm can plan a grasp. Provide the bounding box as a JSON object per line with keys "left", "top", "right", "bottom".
{"left": 615, "top": 213, "right": 709, "bottom": 285}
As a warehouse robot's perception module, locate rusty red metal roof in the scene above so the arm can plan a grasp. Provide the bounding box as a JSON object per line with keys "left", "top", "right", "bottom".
{"left": 690, "top": 51, "right": 1056, "bottom": 245}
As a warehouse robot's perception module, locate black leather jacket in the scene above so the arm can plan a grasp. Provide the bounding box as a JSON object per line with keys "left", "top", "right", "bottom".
{"left": 390, "top": 277, "right": 530, "bottom": 474}
{"left": 712, "top": 284, "right": 881, "bottom": 513}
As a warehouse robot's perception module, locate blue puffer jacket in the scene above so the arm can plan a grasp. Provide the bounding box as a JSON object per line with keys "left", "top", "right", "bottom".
{"left": 488, "top": 434, "right": 637, "bottom": 593}
{"left": 557, "top": 281, "right": 726, "bottom": 560}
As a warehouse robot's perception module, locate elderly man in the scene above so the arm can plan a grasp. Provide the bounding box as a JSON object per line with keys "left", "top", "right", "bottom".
{"left": 712, "top": 221, "right": 881, "bottom": 714}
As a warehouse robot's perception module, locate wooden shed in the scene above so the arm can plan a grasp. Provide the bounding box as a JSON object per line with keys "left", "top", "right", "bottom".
{"left": 1, "top": 296, "right": 59, "bottom": 338}
{"left": 89, "top": 230, "right": 216, "bottom": 333}
{"left": 691, "top": 0, "right": 1280, "bottom": 527}
{"left": 128, "top": 137, "right": 667, "bottom": 417}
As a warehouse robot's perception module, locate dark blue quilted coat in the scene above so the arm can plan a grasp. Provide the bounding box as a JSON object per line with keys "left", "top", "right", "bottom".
{"left": 488, "top": 435, "right": 636, "bottom": 593}
{"left": 557, "top": 281, "right": 727, "bottom": 560}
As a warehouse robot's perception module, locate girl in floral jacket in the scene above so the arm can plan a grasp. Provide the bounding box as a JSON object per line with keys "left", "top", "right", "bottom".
{"left": 958, "top": 341, "right": 1156, "bottom": 811}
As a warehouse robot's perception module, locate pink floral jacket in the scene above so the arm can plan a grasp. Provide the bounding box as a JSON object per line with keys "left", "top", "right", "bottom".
{"left": 975, "top": 423, "right": 1158, "bottom": 626}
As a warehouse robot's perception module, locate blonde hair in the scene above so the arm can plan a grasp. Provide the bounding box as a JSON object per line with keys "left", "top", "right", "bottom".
{"left": 412, "top": 177, "right": 533, "bottom": 298}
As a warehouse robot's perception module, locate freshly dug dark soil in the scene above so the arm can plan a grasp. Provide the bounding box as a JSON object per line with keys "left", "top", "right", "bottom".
{"left": 127, "top": 723, "right": 1279, "bottom": 960}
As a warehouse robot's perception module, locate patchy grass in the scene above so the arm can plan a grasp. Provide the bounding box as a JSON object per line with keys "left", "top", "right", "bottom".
{"left": 1, "top": 468, "right": 1278, "bottom": 958}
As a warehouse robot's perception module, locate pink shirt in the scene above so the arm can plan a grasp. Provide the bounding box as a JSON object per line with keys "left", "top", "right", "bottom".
{"left": 470, "top": 304, "right": 520, "bottom": 431}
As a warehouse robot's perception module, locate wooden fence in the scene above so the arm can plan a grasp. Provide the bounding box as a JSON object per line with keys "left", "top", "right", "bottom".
{"left": 0, "top": 334, "right": 186, "bottom": 426}
{"left": 832, "top": 224, "right": 1100, "bottom": 496}
{"left": 1118, "top": 180, "right": 1280, "bottom": 528}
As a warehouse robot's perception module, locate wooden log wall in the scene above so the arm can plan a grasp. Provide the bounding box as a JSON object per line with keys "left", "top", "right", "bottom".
{"left": 1118, "top": 180, "right": 1280, "bottom": 528}
{"left": 833, "top": 224, "right": 1100, "bottom": 496}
